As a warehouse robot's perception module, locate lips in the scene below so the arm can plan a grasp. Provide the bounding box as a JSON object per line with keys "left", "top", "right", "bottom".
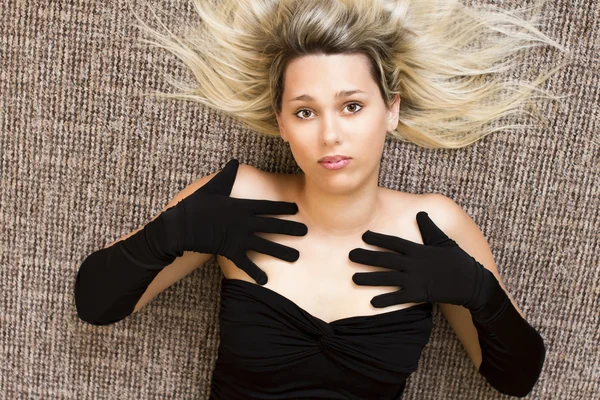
{"left": 318, "top": 155, "right": 351, "bottom": 163}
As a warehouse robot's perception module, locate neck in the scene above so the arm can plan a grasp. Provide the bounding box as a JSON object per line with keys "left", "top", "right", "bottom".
{"left": 294, "top": 169, "right": 382, "bottom": 238}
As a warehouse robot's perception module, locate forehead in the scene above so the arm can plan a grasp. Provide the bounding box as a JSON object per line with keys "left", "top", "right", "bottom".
{"left": 283, "top": 53, "right": 377, "bottom": 97}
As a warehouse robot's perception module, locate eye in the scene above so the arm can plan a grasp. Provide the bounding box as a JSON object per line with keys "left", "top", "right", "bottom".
{"left": 294, "top": 102, "right": 363, "bottom": 120}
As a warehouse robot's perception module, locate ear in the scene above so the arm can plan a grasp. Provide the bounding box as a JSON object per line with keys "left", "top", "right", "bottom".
{"left": 386, "top": 94, "right": 400, "bottom": 132}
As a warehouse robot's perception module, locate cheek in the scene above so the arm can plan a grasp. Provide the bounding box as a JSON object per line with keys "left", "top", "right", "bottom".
{"left": 292, "top": 144, "right": 315, "bottom": 166}
{"left": 354, "top": 109, "right": 388, "bottom": 132}
{"left": 285, "top": 138, "right": 310, "bottom": 160}
{"left": 287, "top": 129, "right": 313, "bottom": 147}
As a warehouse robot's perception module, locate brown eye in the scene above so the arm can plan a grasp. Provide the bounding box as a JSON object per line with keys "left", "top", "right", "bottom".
{"left": 294, "top": 109, "right": 314, "bottom": 120}
{"left": 345, "top": 103, "right": 363, "bottom": 113}
{"left": 294, "top": 103, "right": 363, "bottom": 120}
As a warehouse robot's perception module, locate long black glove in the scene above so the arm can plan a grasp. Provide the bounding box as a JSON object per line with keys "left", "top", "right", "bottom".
{"left": 75, "top": 159, "right": 307, "bottom": 325}
{"left": 349, "top": 211, "right": 546, "bottom": 397}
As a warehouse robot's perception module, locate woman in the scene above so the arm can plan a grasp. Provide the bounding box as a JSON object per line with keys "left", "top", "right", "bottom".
{"left": 75, "top": 0, "right": 570, "bottom": 398}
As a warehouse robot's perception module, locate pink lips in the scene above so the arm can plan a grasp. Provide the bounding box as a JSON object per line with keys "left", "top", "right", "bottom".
{"left": 318, "top": 155, "right": 351, "bottom": 163}
{"left": 319, "top": 158, "right": 351, "bottom": 170}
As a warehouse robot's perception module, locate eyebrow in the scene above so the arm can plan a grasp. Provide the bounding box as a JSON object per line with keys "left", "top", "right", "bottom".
{"left": 289, "top": 90, "right": 367, "bottom": 102}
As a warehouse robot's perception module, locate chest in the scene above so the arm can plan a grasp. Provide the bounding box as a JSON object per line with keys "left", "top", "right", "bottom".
{"left": 217, "top": 200, "right": 427, "bottom": 323}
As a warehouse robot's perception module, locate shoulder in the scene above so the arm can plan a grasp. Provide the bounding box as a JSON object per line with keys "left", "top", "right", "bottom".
{"left": 418, "top": 193, "right": 501, "bottom": 277}
{"left": 417, "top": 193, "right": 487, "bottom": 250}
{"left": 229, "top": 161, "right": 288, "bottom": 200}
{"left": 420, "top": 193, "right": 465, "bottom": 234}
{"left": 420, "top": 193, "right": 485, "bottom": 243}
{"left": 234, "top": 161, "right": 264, "bottom": 182}
{"left": 382, "top": 190, "right": 460, "bottom": 229}
{"left": 383, "top": 191, "right": 468, "bottom": 237}
{"left": 383, "top": 190, "right": 480, "bottom": 247}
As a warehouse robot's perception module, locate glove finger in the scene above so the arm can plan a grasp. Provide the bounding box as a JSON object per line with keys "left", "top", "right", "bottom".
{"left": 236, "top": 257, "right": 269, "bottom": 285}
{"left": 370, "top": 290, "right": 412, "bottom": 308}
{"left": 361, "top": 230, "right": 419, "bottom": 255}
{"left": 200, "top": 159, "right": 239, "bottom": 196}
{"left": 352, "top": 271, "right": 405, "bottom": 286}
{"left": 349, "top": 248, "right": 407, "bottom": 270}
{"left": 249, "top": 216, "right": 308, "bottom": 236}
{"left": 371, "top": 285, "right": 429, "bottom": 307}
{"left": 416, "top": 211, "right": 455, "bottom": 247}
{"left": 248, "top": 234, "right": 300, "bottom": 262}
{"left": 238, "top": 198, "right": 300, "bottom": 216}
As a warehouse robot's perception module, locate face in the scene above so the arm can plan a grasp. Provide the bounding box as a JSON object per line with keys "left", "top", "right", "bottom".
{"left": 276, "top": 53, "right": 400, "bottom": 192}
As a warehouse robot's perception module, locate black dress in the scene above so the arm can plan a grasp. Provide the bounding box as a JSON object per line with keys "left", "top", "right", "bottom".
{"left": 209, "top": 278, "right": 434, "bottom": 399}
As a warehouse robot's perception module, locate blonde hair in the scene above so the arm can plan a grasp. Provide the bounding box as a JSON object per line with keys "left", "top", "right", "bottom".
{"left": 127, "top": 0, "right": 573, "bottom": 149}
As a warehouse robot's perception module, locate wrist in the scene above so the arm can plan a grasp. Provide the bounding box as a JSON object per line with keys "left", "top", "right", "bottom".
{"left": 144, "top": 204, "right": 184, "bottom": 261}
{"left": 464, "top": 262, "right": 507, "bottom": 324}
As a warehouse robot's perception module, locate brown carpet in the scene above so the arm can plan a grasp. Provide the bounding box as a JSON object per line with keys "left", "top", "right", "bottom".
{"left": 1, "top": 0, "right": 598, "bottom": 398}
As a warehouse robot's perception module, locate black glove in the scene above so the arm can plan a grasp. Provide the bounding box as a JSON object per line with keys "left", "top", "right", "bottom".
{"left": 143, "top": 158, "right": 308, "bottom": 284}
{"left": 75, "top": 159, "right": 307, "bottom": 325}
{"left": 349, "top": 211, "right": 495, "bottom": 309}
{"left": 350, "top": 211, "right": 546, "bottom": 397}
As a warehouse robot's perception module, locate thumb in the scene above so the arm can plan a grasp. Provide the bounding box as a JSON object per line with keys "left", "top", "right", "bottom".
{"left": 200, "top": 158, "right": 239, "bottom": 196}
{"left": 416, "top": 211, "right": 454, "bottom": 246}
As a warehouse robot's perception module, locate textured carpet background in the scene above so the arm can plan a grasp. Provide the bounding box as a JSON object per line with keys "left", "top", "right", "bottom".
{"left": 1, "top": 0, "right": 598, "bottom": 398}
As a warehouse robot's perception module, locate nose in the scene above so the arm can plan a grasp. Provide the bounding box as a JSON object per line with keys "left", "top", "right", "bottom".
{"left": 320, "top": 113, "right": 343, "bottom": 144}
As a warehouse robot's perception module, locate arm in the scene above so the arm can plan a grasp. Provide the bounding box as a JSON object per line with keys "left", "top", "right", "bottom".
{"left": 75, "top": 159, "right": 307, "bottom": 325}
{"left": 74, "top": 169, "right": 221, "bottom": 325}
{"left": 430, "top": 194, "right": 546, "bottom": 397}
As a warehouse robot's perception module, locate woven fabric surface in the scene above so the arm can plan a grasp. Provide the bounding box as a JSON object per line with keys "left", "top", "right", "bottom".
{"left": 1, "top": 0, "right": 598, "bottom": 398}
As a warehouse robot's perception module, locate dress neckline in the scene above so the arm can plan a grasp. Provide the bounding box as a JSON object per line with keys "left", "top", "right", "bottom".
{"left": 221, "top": 277, "right": 432, "bottom": 325}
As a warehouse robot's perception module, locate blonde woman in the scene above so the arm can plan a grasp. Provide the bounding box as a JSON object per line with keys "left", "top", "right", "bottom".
{"left": 74, "top": 0, "right": 571, "bottom": 398}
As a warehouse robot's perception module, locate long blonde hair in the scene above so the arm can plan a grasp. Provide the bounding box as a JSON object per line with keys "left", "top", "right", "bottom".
{"left": 127, "top": 0, "right": 573, "bottom": 149}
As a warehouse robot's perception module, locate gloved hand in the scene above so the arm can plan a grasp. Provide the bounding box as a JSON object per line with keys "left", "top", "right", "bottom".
{"left": 350, "top": 211, "right": 498, "bottom": 309}
{"left": 350, "top": 211, "right": 546, "bottom": 397}
{"left": 139, "top": 159, "right": 308, "bottom": 284}
{"left": 75, "top": 159, "right": 307, "bottom": 325}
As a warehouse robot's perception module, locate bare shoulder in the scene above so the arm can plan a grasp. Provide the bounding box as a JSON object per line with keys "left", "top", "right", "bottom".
{"left": 379, "top": 187, "right": 446, "bottom": 217}
{"left": 409, "top": 192, "right": 462, "bottom": 234}
{"left": 416, "top": 193, "right": 487, "bottom": 242}
{"left": 379, "top": 189, "right": 461, "bottom": 237}
{"left": 230, "top": 162, "right": 294, "bottom": 200}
